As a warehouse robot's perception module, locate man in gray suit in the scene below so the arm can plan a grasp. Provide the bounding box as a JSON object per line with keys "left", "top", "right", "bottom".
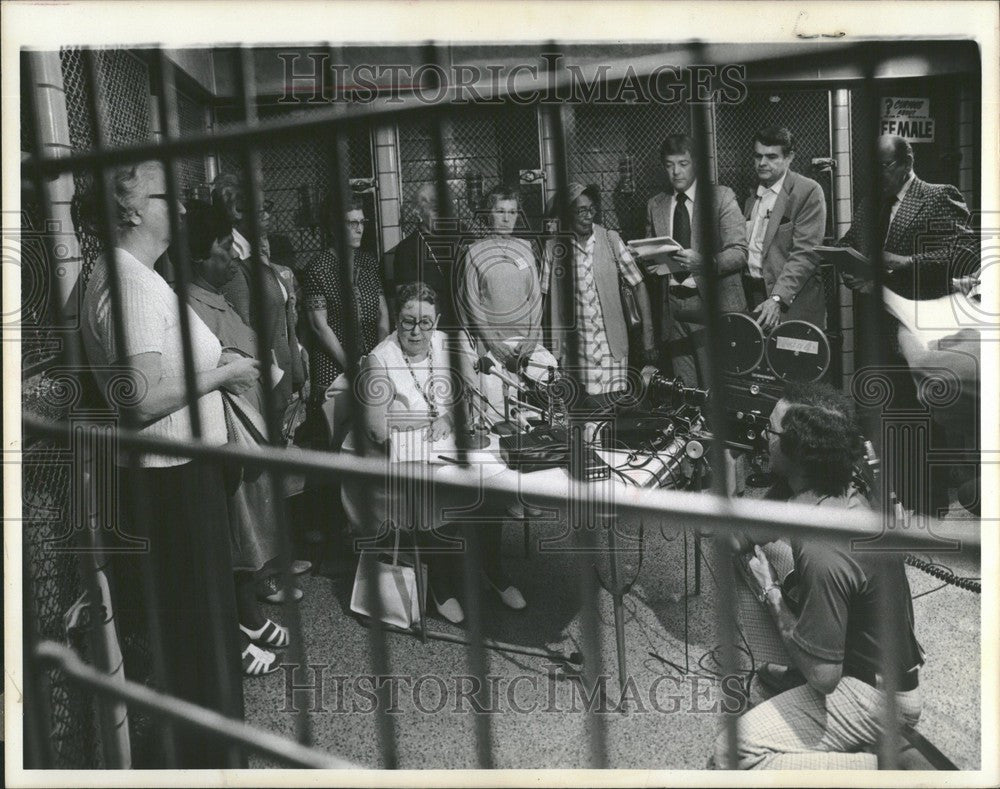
{"left": 645, "top": 134, "right": 748, "bottom": 387}
{"left": 743, "top": 127, "right": 827, "bottom": 331}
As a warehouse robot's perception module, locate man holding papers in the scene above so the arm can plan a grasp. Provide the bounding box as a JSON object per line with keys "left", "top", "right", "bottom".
{"left": 742, "top": 127, "right": 827, "bottom": 331}
{"left": 836, "top": 134, "right": 976, "bottom": 301}
{"left": 642, "top": 134, "right": 748, "bottom": 386}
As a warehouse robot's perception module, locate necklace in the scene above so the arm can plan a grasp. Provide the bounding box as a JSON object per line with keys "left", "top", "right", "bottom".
{"left": 402, "top": 344, "right": 438, "bottom": 419}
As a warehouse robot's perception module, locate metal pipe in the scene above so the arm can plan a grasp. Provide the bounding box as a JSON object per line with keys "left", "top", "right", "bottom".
{"left": 26, "top": 41, "right": 897, "bottom": 181}
{"left": 231, "top": 45, "right": 314, "bottom": 753}
{"left": 23, "top": 414, "right": 980, "bottom": 553}
{"left": 688, "top": 51, "right": 741, "bottom": 768}
{"left": 35, "top": 641, "right": 359, "bottom": 769}
{"left": 322, "top": 42, "right": 399, "bottom": 769}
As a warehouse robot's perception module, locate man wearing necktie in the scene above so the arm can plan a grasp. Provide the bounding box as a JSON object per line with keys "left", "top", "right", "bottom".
{"left": 836, "top": 134, "right": 977, "bottom": 516}
{"left": 838, "top": 134, "right": 976, "bottom": 301}
{"left": 644, "top": 134, "right": 748, "bottom": 387}
{"left": 742, "top": 127, "right": 827, "bottom": 332}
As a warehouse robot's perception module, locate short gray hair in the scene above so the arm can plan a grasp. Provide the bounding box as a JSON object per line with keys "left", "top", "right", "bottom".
{"left": 112, "top": 161, "right": 163, "bottom": 227}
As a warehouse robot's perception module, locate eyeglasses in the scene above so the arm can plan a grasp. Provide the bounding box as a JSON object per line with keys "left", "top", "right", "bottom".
{"left": 574, "top": 205, "right": 596, "bottom": 217}
{"left": 399, "top": 316, "right": 435, "bottom": 332}
{"left": 763, "top": 424, "right": 784, "bottom": 438}
{"left": 347, "top": 219, "right": 366, "bottom": 229}
{"left": 878, "top": 159, "right": 899, "bottom": 172}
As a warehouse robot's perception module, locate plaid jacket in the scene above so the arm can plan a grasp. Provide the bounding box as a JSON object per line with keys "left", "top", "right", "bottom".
{"left": 839, "top": 177, "right": 976, "bottom": 300}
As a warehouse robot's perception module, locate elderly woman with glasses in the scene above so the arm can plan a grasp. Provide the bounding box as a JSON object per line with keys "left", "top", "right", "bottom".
{"left": 303, "top": 193, "right": 389, "bottom": 445}
{"left": 81, "top": 162, "right": 260, "bottom": 765}
{"left": 345, "top": 282, "right": 527, "bottom": 625}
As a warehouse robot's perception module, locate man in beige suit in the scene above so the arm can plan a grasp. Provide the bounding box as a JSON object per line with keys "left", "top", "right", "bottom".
{"left": 743, "top": 127, "right": 827, "bottom": 331}
{"left": 645, "top": 134, "right": 748, "bottom": 387}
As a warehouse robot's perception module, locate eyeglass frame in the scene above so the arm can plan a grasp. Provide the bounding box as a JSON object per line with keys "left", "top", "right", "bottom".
{"left": 398, "top": 316, "right": 437, "bottom": 332}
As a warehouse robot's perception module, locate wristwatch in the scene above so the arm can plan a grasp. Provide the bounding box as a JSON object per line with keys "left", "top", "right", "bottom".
{"left": 758, "top": 581, "right": 781, "bottom": 603}
{"left": 770, "top": 294, "right": 784, "bottom": 307}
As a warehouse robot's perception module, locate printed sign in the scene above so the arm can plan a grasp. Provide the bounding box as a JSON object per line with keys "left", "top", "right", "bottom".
{"left": 880, "top": 97, "right": 935, "bottom": 142}
{"left": 775, "top": 336, "right": 819, "bottom": 355}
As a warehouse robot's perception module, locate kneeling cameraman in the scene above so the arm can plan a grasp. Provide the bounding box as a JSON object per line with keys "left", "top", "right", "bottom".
{"left": 716, "top": 382, "right": 924, "bottom": 769}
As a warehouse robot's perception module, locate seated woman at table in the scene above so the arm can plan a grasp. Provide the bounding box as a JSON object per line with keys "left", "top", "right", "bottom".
{"left": 347, "top": 282, "right": 527, "bottom": 624}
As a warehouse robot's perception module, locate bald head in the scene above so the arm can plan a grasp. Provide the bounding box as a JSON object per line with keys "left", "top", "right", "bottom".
{"left": 877, "top": 134, "right": 914, "bottom": 197}
{"left": 414, "top": 183, "right": 439, "bottom": 230}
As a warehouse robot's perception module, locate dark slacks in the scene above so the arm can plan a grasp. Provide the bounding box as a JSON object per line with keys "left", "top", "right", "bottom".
{"left": 115, "top": 459, "right": 245, "bottom": 768}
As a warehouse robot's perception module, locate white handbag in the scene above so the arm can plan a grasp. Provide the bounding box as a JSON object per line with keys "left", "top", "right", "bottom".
{"left": 349, "top": 531, "right": 427, "bottom": 629}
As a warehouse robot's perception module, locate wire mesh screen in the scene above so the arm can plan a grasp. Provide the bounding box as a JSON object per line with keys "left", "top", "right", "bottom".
{"left": 59, "top": 47, "right": 152, "bottom": 287}
{"left": 214, "top": 104, "right": 376, "bottom": 268}
{"left": 715, "top": 88, "right": 833, "bottom": 238}
{"left": 22, "top": 376, "right": 100, "bottom": 768}
{"left": 397, "top": 104, "right": 543, "bottom": 235}
{"left": 567, "top": 101, "right": 691, "bottom": 241}
{"left": 174, "top": 86, "right": 208, "bottom": 196}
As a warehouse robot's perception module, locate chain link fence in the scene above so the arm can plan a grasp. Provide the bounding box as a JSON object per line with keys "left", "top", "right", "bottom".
{"left": 214, "top": 104, "right": 376, "bottom": 271}
{"left": 567, "top": 100, "right": 690, "bottom": 240}
{"left": 397, "top": 104, "right": 543, "bottom": 235}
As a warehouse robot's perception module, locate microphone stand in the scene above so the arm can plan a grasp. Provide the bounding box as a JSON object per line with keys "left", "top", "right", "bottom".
{"left": 492, "top": 380, "right": 518, "bottom": 437}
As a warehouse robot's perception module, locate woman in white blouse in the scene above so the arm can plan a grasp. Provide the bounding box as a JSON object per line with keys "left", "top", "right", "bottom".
{"left": 349, "top": 283, "right": 526, "bottom": 625}
{"left": 81, "top": 162, "right": 265, "bottom": 766}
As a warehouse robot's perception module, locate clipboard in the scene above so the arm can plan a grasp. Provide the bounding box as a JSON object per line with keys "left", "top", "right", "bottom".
{"left": 816, "top": 245, "right": 872, "bottom": 279}
{"left": 628, "top": 235, "right": 686, "bottom": 276}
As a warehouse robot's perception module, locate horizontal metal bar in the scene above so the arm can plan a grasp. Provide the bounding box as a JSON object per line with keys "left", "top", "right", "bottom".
{"left": 19, "top": 38, "right": 928, "bottom": 181}
{"left": 35, "top": 641, "right": 357, "bottom": 769}
{"left": 22, "top": 414, "right": 980, "bottom": 552}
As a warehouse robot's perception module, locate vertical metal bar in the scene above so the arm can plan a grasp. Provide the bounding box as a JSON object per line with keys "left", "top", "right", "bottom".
{"left": 232, "top": 45, "right": 314, "bottom": 752}
{"left": 688, "top": 43, "right": 740, "bottom": 770}
{"left": 24, "top": 49, "right": 179, "bottom": 767}
{"left": 542, "top": 44, "right": 607, "bottom": 765}
{"left": 151, "top": 48, "right": 242, "bottom": 767}
{"left": 78, "top": 46, "right": 137, "bottom": 770}
{"left": 859, "top": 45, "right": 902, "bottom": 769}
{"left": 421, "top": 41, "right": 492, "bottom": 767}
{"left": 321, "top": 43, "right": 398, "bottom": 769}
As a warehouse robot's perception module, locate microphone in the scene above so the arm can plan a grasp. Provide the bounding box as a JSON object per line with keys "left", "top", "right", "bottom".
{"left": 476, "top": 355, "right": 526, "bottom": 393}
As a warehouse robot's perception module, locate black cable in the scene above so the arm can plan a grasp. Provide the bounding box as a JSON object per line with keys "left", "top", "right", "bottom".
{"left": 905, "top": 554, "right": 981, "bottom": 594}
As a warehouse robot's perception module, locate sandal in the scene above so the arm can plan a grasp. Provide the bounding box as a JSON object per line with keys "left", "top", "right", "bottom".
{"left": 240, "top": 618, "right": 290, "bottom": 650}
{"left": 242, "top": 643, "right": 281, "bottom": 677}
{"left": 257, "top": 575, "right": 304, "bottom": 604}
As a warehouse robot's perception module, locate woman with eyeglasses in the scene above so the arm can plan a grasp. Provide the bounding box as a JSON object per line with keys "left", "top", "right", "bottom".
{"left": 81, "top": 162, "right": 258, "bottom": 764}
{"left": 303, "top": 193, "right": 389, "bottom": 446}
{"left": 345, "top": 282, "right": 527, "bottom": 624}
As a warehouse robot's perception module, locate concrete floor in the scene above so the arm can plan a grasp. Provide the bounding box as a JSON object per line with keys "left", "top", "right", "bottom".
{"left": 244, "top": 497, "right": 981, "bottom": 771}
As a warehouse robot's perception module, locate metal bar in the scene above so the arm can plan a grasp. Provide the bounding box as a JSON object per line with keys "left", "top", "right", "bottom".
{"left": 35, "top": 641, "right": 358, "bottom": 769}
{"left": 26, "top": 40, "right": 914, "bottom": 181}
{"left": 232, "top": 45, "right": 314, "bottom": 752}
{"left": 78, "top": 47, "right": 137, "bottom": 770}
{"left": 421, "top": 41, "right": 492, "bottom": 767}
{"left": 858, "top": 45, "right": 903, "bottom": 770}
{"left": 23, "top": 414, "right": 981, "bottom": 552}
{"left": 322, "top": 42, "right": 399, "bottom": 770}
{"left": 688, "top": 43, "right": 742, "bottom": 768}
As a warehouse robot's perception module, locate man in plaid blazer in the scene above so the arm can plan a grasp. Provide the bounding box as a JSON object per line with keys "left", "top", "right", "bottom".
{"left": 839, "top": 135, "right": 976, "bottom": 301}
{"left": 838, "top": 136, "right": 977, "bottom": 515}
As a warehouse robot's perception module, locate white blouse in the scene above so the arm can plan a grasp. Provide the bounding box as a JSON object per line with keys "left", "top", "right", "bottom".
{"left": 82, "top": 249, "right": 227, "bottom": 467}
